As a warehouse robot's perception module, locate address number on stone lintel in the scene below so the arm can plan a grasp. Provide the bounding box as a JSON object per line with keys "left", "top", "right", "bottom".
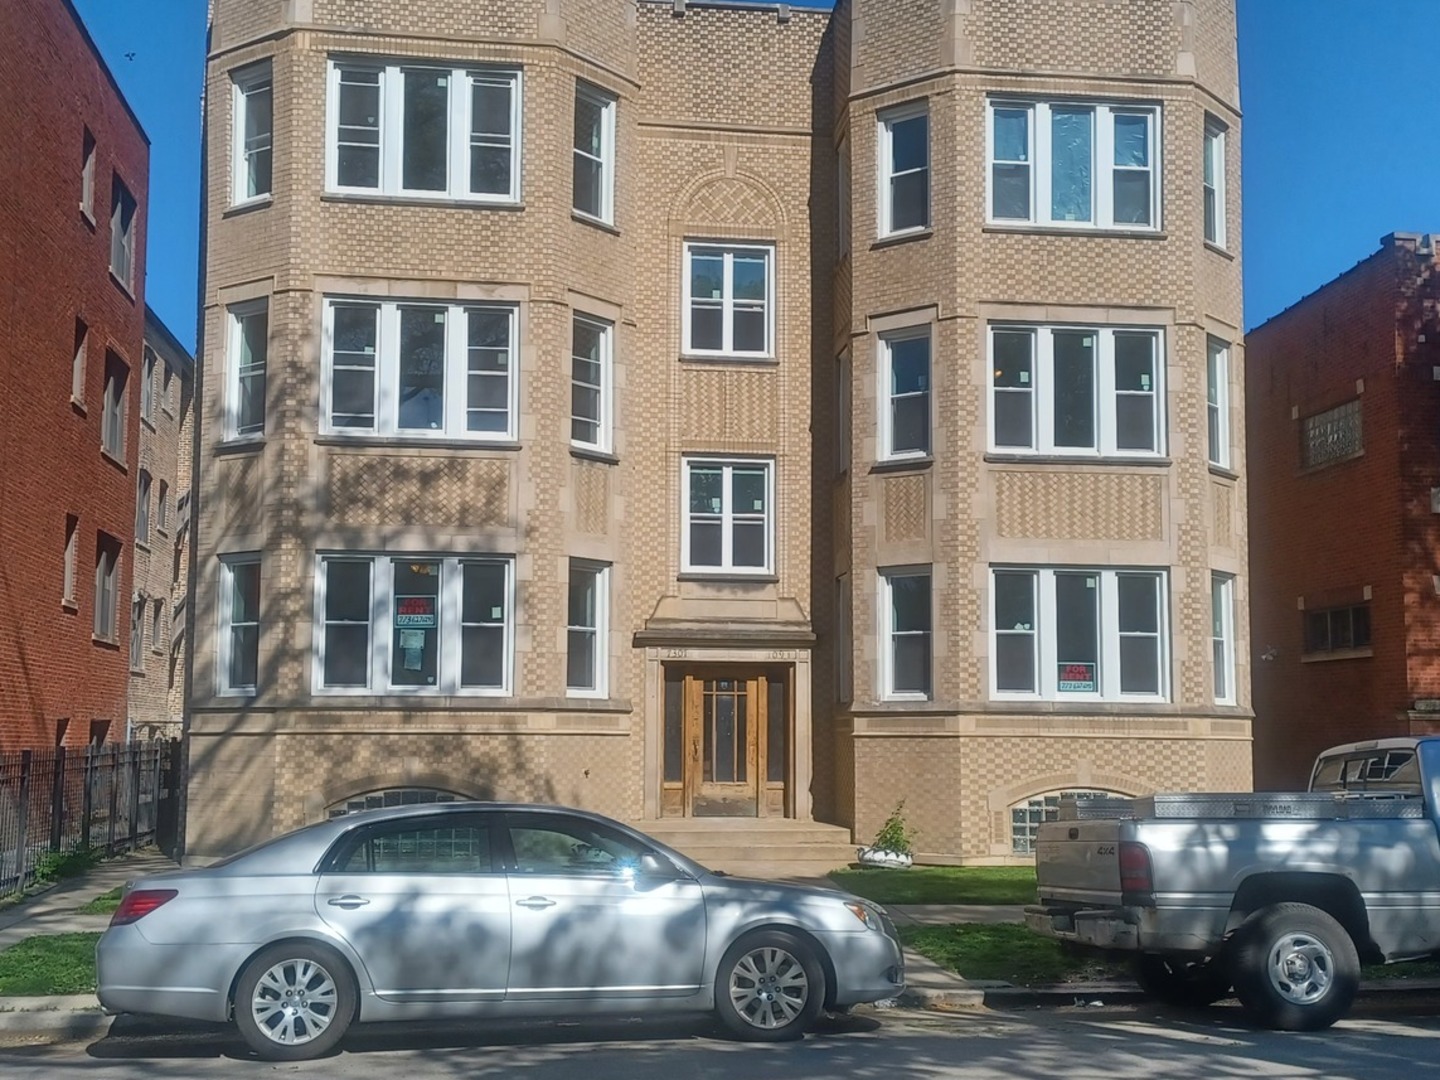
{"left": 768, "top": 650, "right": 798, "bottom": 660}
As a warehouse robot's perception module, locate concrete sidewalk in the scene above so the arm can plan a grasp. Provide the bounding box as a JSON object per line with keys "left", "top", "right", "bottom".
{"left": 0, "top": 849, "right": 178, "bottom": 951}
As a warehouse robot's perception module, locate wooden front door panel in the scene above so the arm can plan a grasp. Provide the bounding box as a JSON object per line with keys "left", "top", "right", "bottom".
{"left": 686, "top": 674, "right": 763, "bottom": 817}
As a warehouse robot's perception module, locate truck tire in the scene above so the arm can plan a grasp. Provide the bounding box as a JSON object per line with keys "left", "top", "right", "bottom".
{"left": 1134, "top": 954, "right": 1231, "bottom": 1008}
{"left": 1229, "top": 903, "right": 1359, "bottom": 1031}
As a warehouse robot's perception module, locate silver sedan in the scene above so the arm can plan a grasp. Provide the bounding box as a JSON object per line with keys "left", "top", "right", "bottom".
{"left": 96, "top": 803, "right": 905, "bottom": 1060}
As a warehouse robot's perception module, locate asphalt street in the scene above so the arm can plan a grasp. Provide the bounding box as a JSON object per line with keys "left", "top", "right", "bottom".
{"left": 4, "top": 999, "right": 1440, "bottom": 1079}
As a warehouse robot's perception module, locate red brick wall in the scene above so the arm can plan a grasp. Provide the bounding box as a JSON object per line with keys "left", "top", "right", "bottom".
{"left": 0, "top": 0, "right": 149, "bottom": 749}
{"left": 1247, "top": 236, "right": 1440, "bottom": 788}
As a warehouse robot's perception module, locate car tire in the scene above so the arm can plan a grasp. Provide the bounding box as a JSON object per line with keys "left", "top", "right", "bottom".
{"left": 233, "top": 942, "right": 357, "bottom": 1061}
{"left": 1229, "top": 902, "right": 1359, "bottom": 1031}
{"left": 1133, "top": 953, "right": 1231, "bottom": 1008}
{"left": 714, "top": 929, "right": 826, "bottom": 1042}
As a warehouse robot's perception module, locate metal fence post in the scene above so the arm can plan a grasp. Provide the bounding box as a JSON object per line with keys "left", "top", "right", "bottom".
{"left": 81, "top": 744, "right": 95, "bottom": 851}
{"left": 13, "top": 751, "right": 32, "bottom": 891}
{"left": 106, "top": 745, "right": 120, "bottom": 856}
{"left": 49, "top": 747, "right": 66, "bottom": 852}
{"left": 128, "top": 744, "right": 142, "bottom": 852}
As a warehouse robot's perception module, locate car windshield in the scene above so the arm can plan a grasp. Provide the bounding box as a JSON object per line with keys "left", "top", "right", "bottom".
{"left": 1310, "top": 748, "right": 1422, "bottom": 797}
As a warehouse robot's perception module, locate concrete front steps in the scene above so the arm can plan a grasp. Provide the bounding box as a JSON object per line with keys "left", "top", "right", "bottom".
{"left": 635, "top": 818, "right": 857, "bottom": 882}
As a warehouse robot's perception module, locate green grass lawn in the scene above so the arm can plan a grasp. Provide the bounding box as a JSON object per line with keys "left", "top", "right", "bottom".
{"left": 0, "top": 932, "right": 101, "bottom": 996}
{"left": 829, "top": 865, "right": 1037, "bottom": 905}
{"left": 78, "top": 888, "right": 123, "bottom": 916}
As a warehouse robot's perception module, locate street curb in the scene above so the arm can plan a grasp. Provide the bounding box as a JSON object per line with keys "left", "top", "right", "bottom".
{"left": 0, "top": 996, "right": 111, "bottom": 1038}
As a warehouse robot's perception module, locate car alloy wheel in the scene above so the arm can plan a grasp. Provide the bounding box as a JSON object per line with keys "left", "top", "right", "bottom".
{"left": 715, "top": 929, "right": 825, "bottom": 1041}
{"left": 234, "top": 943, "right": 356, "bottom": 1061}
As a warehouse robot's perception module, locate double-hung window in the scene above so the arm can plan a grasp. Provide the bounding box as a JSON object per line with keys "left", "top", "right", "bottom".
{"left": 135, "top": 470, "right": 151, "bottom": 546}
{"left": 567, "top": 560, "right": 609, "bottom": 697}
{"left": 988, "top": 100, "right": 1160, "bottom": 230}
{"left": 232, "top": 63, "right": 274, "bottom": 203}
{"left": 315, "top": 554, "right": 513, "bottom": 695}
{"left": 219, "top": 555, "right": 260, "bottom": 695}
{"left": 991, "top": 567, "right": 1169, "bottom": 702}
{"left": 882, "top": 568, "right": 932, "bottom": 699}
{"left": 1203, "top": 116, "right": 1226, "bottom": 248}
{"left": 989, "top": 325, "right": 1164, "bottom": 456}
{"left": 101, "top": 351, "right": 128, "bottom": 458}
{"left": 878, "top": 102, "right": 929, "bottom": 236}
{"left": 72, "top": 319, "right": 88, "bottom": 403}
{"left": 1206, "top": 337, "right": 1230, "bottom": 468}
{"left": 140, "top": 347, "right": 156, "bottom": 421}
{"left": 322, "top": 298, "right": 517, "bottom": 440}
{"left": 110, "top": 175, "right": 137, "bottom": 289}
{"left": 573, "top": 81, "right": 615, "bottom": 223}
{"left": 130, "top": 597, "right": 145, "bottom": 671}
{"left": 81, "top": 128, "right": 95, "bottom": 219}
{"left": 327, "top": 60, "right": 521, "bottom": 202}
{"left": 570, "top": 314, "right": 612, "bottom": 452}
{"left": 880, "top": 329, "right": 930, "bottom": 459}
{"left": 682, "top": 458, "right": 773, "bottom": 575}
{"left": 227, "top": 301, "right": 268, "bottom": 439}
{"left": 94, "top": 534, "right": 121, "bottom": 642}
{"left": 1211, "top": 573, "right": 1235, "bottom": 704}
{"left": 683, "top": 243, "right": 774, "bottom": 358}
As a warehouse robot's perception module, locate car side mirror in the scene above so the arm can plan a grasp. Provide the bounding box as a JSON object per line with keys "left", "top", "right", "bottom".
{"left": 638, "top": 852, "right": 680, "bottom": 879}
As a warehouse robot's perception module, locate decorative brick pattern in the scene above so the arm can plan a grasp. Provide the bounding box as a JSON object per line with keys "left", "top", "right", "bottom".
{"left": 883, "top": 474, "right": 928, "bottom": 543}
{"left": 574, "top": 461, "right": 610, "bottom": 535}
{"left": 995, "top": 472, "right": 1165, "bottom": 541}
{"left": 327, "top": 455, "right": 509, "bottom": 527}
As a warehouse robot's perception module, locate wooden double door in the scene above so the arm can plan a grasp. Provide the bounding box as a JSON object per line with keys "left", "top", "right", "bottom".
{"left": 662, "top": 666, "right": 790, "bottom": 818}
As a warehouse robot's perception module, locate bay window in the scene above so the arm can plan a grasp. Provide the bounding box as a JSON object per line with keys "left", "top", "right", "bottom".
{"left": 573, "top": 82, "right": 615, "bottom": 223}
{"left": 322, "top": 298, "right": 517, "bottom": 440}
{"left": 878, "top": 102, "right": 929, "bottom": 236}
{"left": 566, "top": 561, "right": 609, "bottom": 697}
{"left": 988, "top": 99, "right": 1160, "bottom": 230}
{"left": 989, "top": 324, "right": 1164, "bottom": 456}
{"left": 882, "top": 568, "right": 932, "bottom": 699}
{"left": 880, "top": 329, "right": 930, "bottom": 459}
{"left": 219, "top": 555, "right": 260, "bottom": 695}
{"left": 990, "top": 567, "right": 1169, "bottom": 701}
{"left": 315, "top": 554, "right": 513, "bottom": 695}
{"left": 327, "top": 61, "right": 521, "bottom": 201}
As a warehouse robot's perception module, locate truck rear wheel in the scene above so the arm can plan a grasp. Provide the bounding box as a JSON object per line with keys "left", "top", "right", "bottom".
{"left": 1229, "top": 903, "right": 1359, "bottom": 1031}
{"left": 1134, "top": 954, "right": 1231, "bottom": 1008}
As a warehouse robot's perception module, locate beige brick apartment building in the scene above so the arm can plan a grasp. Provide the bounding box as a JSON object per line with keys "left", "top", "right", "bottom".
{"left": 188, "top": 0, "right": 1249, "bottom": 866}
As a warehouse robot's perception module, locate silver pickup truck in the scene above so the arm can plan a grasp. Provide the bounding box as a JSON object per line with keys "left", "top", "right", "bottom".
{"left": 1025, "top": 737, "right": 1440, "bottom": 1031}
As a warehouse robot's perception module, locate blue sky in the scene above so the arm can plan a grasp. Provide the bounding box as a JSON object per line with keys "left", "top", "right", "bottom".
{"left": 71, "top": 0, "right": 1440, "bottom": 350}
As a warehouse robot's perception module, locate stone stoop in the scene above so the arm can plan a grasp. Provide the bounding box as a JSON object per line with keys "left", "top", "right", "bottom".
{"left": 635, "top": 819, "right": 857, "bottom": 880}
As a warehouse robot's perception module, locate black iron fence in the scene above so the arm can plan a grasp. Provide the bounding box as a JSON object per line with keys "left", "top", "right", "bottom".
{"left": 0, "top": 740, "right": 181, "bottom": 901}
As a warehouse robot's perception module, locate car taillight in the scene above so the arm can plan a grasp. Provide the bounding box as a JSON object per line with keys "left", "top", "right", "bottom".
{"left": 1118, "top": 842, "right": 1154, "bottom": 895}
{"left": 109, "top": 889, "right": 178, "bottom": 926}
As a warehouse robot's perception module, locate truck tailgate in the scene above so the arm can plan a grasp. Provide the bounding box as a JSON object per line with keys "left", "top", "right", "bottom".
{"left": 1034, "top": 819, "right": 1123, "bottom": 899}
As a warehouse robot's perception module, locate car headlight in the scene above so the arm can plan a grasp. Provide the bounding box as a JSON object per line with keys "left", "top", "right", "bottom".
{"left": 844, "top": 901, "right": 883, "bottom": 931}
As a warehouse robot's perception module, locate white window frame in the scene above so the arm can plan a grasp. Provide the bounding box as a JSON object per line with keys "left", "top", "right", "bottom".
{"left": 1203, "top": 116, "right": 1227, "bottom": 249}
{"left": 135, "top": 470, "right": 151, "bottom": 546}
{"left": 62, "top": 516, "right": 78, "bottom": 604}
{"left": 681, "top": 242, "right": 775, "bottom": 359}
{"left": 312, "top": 553, "right": 515, "bottom": 697}
{"left": 109, "top": 174, "right": 136, "bottom": 289}
{"left": 879, "top": 327, "right": 931, "bottom": 460}
{"left": 324, "top": 60, "right": 522, "bottom": 203}
{"left": 877, "top": 101, "right": 930, "bottom": 237}
{"left": 226, "top": 300, "right": 268, "bottom": 440}
{"left": 80, "top": 128, "right": 95, "bottom": 220}
{"left": 881, "top": 567, "right": 932, "bottom": 701}
{"left": 218, "top": 554, "right": 261, "bottom": 696}
{"left": 320, "top": 298, "right": 519, "bottom": 441}
{"left": 566, "top": 560, "right": 610, "bottom": 699}
{"left": 151, "top": 598, "right": 165, "bottom": 656}
{"left": 986, "top": 324, "right": 1166, "bottom": 457}
{"left": 1207, "top": 336, "right": 1230, "bottom": 469}
{"left": 681, "top": 457, "right": 775, "bottom": 576}
{"left": 986, "top": 99, "right": 1162, "bottom": 231}
{"left": 231, "top": 63, "right": 274, "bottom": 205}
{"left": 72, "top": 319, "right": 87, "bottom": 404}
{"left": 572, "top": 81, "right": 616, "bottom": 225}
{"left": 1212, "top": 572, "right": 1236, "bottom": 706}
{"left": 140, "top": 347, "right": 156, "bottom": 422}
{"left": 570, "top": 313, "right": 613, "bottom": 453}
{"left": 989, "top": 567, "right": 1171, "bottom": 703}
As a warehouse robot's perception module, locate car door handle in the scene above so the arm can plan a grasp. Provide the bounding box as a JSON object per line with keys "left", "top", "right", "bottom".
{"left": 327, "top": 895, "right": 371, "bottom": 909}
{"left": 516, "top": 896, "right": 557, "bottom": 910}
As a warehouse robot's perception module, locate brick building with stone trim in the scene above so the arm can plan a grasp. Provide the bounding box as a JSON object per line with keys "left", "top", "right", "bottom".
{"left": 126, "top": 306, "right": 195, "bottom": 741}
{"left": 1247, "top": 233, "right": 1440, "bottom": 790}
{"left": 187, "top": 0, "right": 1249, "bottom": 866}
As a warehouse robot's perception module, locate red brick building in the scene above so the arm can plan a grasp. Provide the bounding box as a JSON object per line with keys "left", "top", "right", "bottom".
{"left": 0, "top": 0, "right": 149, "bottom": 749}
{"left": 1247, "top": 233, "right": 1440, "bottom": 788}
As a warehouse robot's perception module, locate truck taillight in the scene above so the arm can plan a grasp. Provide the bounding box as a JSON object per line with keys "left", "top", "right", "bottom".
{"left": 1119, "top": 841, "right": 1154, "bottom": 896}
{"left": 109, "top": 889, "right": 178, "bottom": 926}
